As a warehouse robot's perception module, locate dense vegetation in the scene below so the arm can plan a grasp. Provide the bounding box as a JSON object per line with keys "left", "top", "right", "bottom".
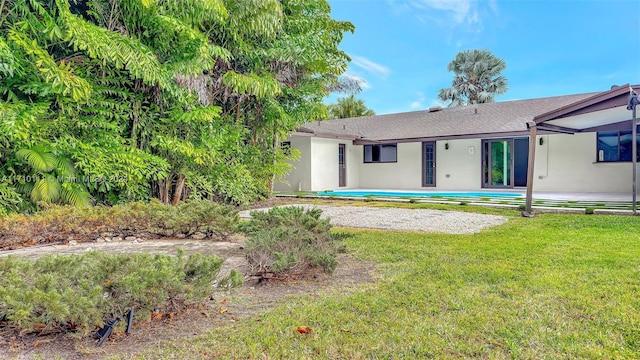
{"left": 0, "top": 251, "right": 224, "bottom": 337}
{"left": 0, "top": 0, "right": 354, "bottom": 212}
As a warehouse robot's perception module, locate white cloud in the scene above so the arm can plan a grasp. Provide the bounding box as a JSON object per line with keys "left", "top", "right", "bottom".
{"left": 410, "top": 91, "right": 426, "bottom": 109}
{"left": 429, "top": 98, "right": 448, "bottom": 108}
{"left": 411, "top": 0, "right": 474, "bottom": 25}
{"left": 343, "top": 73, "right": 372, "bottom": 90}
{"left": 350, "top": 55, "right": 392, "bottom": 79}
{"left": 392, "top": 0, "right": 497, "bottom": 34}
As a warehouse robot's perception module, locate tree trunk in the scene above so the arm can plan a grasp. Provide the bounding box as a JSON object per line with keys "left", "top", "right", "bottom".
{"left": 171, "top": 173, "right": 186, "bottom": 205}
{"left": 157, "top": 176, "right": 172, "bottom": 204}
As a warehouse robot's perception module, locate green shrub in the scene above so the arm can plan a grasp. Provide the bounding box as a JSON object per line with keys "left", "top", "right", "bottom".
{"left": 0, "top": 200, "right": 239, "bottom": 249}
{"left": 0, "top": 251, "right": 224, "bottom": 337}
{"left": 585, "top": 207, "right": 595, "bottom": 215}
{"left": 141, "top": 199, "right": 239, "bottom": 238}
{"left": 242, "top": 206, "right": 342, "bottom": 276}
{"left": 217, "top": 269, "right": 244, "bottom": 288}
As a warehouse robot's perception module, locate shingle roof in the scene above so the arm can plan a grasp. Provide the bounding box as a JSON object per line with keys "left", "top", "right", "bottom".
{"left": 299, "top": 92, "right": 597, "bottom": 143}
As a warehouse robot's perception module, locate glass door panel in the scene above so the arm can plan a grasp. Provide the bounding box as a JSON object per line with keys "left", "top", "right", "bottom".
{"left": 422, "top": 142, "right": 435, "bottom": 187}
{"left": 483, "top": 139, "right": 512, "bottom": 187}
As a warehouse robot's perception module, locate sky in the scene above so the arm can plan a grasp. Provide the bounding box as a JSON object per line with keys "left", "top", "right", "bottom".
{"left": 327, "top": 0, "right": 640, "bottom": 115}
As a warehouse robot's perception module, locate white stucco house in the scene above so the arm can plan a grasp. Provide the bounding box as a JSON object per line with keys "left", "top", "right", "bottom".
{"left": 275, "top": 84, "right": 640, "bottom": 197}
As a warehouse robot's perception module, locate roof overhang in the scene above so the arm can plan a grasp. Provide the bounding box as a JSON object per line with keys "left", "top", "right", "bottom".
{"left": 292, "top": 128, "right": 359, "bottom": 141}
{"left": 533, "top": 84, "right": 639, "bottom": 132}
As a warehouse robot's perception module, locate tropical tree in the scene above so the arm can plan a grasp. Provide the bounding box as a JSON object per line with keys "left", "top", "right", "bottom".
{"left": 438, "top": 49, "right": 508, "bottom": 107}
{"left": 328, "top": 95, "right": 375, "bottom": 119}
{"left": 0, "top": 0, "right": 354, "bottom": 211}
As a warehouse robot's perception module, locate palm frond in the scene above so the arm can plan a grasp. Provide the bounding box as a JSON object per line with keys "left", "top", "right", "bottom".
{"left": 60, "top": 182, "right": 90, "bottom": 207}
{"left": 56, "top": 156, "right": 77, "bottom": 178}
{"left": 16, "top": 146, "right": 57, "bottom": 172}
{"left": 31, "top": 174, "right": 61, "bottom": 203}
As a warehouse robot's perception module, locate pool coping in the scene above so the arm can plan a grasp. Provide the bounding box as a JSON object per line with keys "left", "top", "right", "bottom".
{"left": 274, "top": 193, "right": 639, "bottom": 215}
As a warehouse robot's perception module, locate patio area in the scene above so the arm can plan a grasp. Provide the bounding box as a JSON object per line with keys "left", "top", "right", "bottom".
{"left": 276, "top": 189, "right": 640, "bottom": 214}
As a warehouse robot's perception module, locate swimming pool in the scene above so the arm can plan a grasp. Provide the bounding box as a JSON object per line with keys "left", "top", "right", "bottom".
{"left": 316, "top": 190, "right": 523, "bottom": 198}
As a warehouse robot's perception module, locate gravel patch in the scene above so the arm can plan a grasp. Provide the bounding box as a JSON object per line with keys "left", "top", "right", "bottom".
{"left": 240, "top": 204, "right": 508, "bottom": 234}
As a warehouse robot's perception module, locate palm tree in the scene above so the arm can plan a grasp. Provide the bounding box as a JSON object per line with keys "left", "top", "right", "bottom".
{"left": 438, "top": 49, "right": 508, "bottom": 107}
{"left": 328, "top": 95, "right": 375, "bottom": 119}
{"left": 16, "top": 146, "right": 90, "bottom": 206}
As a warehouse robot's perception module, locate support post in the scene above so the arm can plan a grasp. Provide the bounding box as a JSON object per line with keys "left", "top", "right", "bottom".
{"left": 633, "top": 105, "right": 637, "bottom": 215}
{"left": 523, "top": 121, "right": 537, "bottom": 217}
{"left": 629, "top": 88, "right": 639, "bottom": 215}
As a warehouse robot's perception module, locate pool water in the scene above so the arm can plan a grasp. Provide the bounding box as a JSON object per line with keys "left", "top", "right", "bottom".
{"left": 316, "top": 190, "right": 522, "bottom": 198}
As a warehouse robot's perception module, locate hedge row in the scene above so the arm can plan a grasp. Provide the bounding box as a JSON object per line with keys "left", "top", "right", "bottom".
{"left": 0, "top": 199, "right": 239, "bottom": 250}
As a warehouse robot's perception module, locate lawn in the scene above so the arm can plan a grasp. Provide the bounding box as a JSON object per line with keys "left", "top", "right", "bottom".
{"left": 129, "top": 212, "right": 639, "bottom": 359}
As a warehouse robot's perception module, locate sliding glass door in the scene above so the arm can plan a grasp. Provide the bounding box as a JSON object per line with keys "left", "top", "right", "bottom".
{"left": 482, "top": 137, "right": 529, "bottom": 188}
{"left": 483, "top": 139, "right": 512, "bottom": 187}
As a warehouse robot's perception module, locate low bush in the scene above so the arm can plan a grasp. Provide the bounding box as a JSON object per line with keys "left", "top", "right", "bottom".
{"left": 216, "top": 269, "right": 245, "bottom": 289}
{"left": 0, "top": 251, "right": 224, "bottom": 337}
{"left": 140, "top": 200, "right": 239, "bottom": 238}
{"left": 242, "top": 206, "right": 343, "bottom": 277}
{"left": 0, "top": 200, "right": 239, "bottom": 250}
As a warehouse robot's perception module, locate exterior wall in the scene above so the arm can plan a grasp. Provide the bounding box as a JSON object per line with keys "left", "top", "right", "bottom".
{"left": 533, "top": 132, "right": 636, "bottom": 193}
{"left": 357, "top": 139, "right": 483, "bottom": 190}
{"left": 274, "top": 136, "right": 311, "bottom": 191}
{"left": 279, "top": 132, "right": 637, "bottom": 194}
{"left": 310, "top": 137, "right": 360, "bottom": 190}
{"left": 435, "top": 139, "right": 483, "bottom": 190}
{"left": 275, "top": 136, "right": 360, "bottom": 192}
{"left": 345, "top": 141, "right": 361, "bottom": 189}
{"left": 358, "top": 142, "right": 422, "bottom": 189}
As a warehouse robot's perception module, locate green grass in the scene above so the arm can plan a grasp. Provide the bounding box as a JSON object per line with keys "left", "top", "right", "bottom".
{"left": 129, "top": 213, "right": 640, "bottom": 359}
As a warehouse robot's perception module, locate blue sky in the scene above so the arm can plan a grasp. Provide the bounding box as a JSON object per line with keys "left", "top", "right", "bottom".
{"left": 327, "top": 0, "right": 640, "bottom": 115}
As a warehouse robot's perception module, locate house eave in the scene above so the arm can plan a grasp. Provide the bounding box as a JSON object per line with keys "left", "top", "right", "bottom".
{"left": 533, "top": 84, "right": 640, "bottom": 129}
{"left": 291, "top": 130, "right": 359, "bottom": 141}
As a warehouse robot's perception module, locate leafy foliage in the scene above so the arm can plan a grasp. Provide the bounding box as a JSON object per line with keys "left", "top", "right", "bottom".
{"left": 0, "top": 251, "right": 224, "bottom": 337}
{"left": 0, "top": 0, "right": 354, "bottom": 210}
{"left": 242, "top": 206, "right": 344, "bottom": 276}
{"left": 438, "top": 49, "right": 508, "bottom": 107}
